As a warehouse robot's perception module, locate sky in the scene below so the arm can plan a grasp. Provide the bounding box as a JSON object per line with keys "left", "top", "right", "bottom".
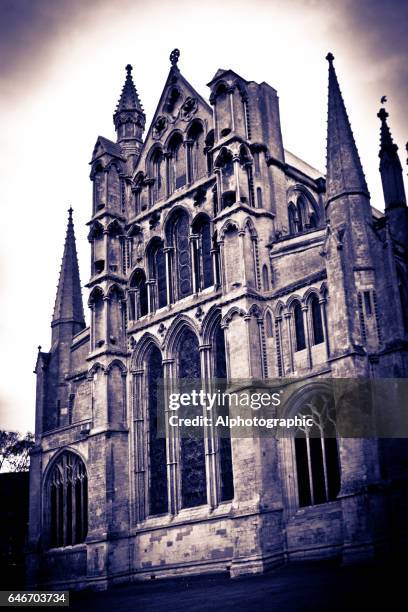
{"left": 0, "top": 0, "right": 407, "bottom": 433}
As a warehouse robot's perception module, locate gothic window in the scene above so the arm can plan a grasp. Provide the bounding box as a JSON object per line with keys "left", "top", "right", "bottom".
{"left": 288, "top": 203, "right": 297, "bottom": 235}
{"left": 129, "top": 269, "right": 148, "bottom": 320}
{"left": 107, "top": 164, "right": 120, "bottom": 211}
{"left": 178, "top": 328, "right": 207, "bottom": 508}
{"left": 214, "top": 323, "right": 234, "bottom": 502}
{"left": 205, "top": 130, "right": 215, "bottom": 174}
{"left": 265, "top": 311, "right": 273, "bottom": 338}
{"left": 107, "top": 221, "right": 123, "bottom": 274}
{"left": 94, "top": 167, "right": 105, "bottom": 212}
{"left": 151, "top": 148, "right": 165, "bottom": 203}
{"left": 148, "top": 239, "right": 167, "bottom": 310}
{"left": 310, "top": 294, "right": 324, "bottom": 345}
{"left": 296, "top": 197, "right": 306, "bottom": 232}
{"left": 90, "top": 287, "right": 104, "bottom": 347}
{"left": 215, "top": 83, "right": 231, "bottom": 136}
{"left": 107, "top": 363, "right": 126, "bottom": 425}
{"left": 89, "top": 222, "right": 104, "bottom": 275}
{"left": 262, "top": 264, "right": 270, "bottom": 291}
{"left": 168, "top": 133, "right": 186, "bottom": 192}
{"left": 192, "top": 215, "right": 214, "bottom": 291}
{"left": 147, "top": 346, "right": 168, "bottom": 515}
{"left": 294, "top": 394, "right": 340, "bottom": 507}
{"left": 215, "top": 148, "right": 235, "bottom": 209}
{"left": 293, "top": 300, "right": 306, "bottom": 351}
{"left": 187, "top": 121, "right": 205, "bottom": 183}
{"left": 256, "top": 187, "right": 263, "bottom": 209}
{"left": 288, "top": 191, "right": 320, "bottom": 235}
{"left": 108, "top": 286, "right": 125, "bottom": 346}
{"left": 167, "top": 210, "right": 193, "bottom": 300}
{"left": 397, "top": 270, "right": 408, "bottom": 332}
{"left": 239, "top": 145, "right": 255, "bottom": 207}
{"left": 48, "top": 452, "right": 87, "bottom": 548}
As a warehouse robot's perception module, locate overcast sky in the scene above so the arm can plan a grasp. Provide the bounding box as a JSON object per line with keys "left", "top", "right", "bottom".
{"left": 0, "top": 0, "right": 407, "bottom": 433}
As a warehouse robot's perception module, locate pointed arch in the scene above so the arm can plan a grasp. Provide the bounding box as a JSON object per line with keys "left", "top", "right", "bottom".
{"left": 192, "top": 212, "right": 214, "bottom": 291}
{"left": 163, "top": 314, "right": 200, "bottom": 358}
{"left": 45, "top": 449, "right": 88, "bottom": 549}
{"left": 165, "top": 207, "right": 193, "bottom": 301}
{"left": 129, "top": 268, "right": 148, "bottom": 319}
{"left": 130, "top": 332, "right": 162, "bottom": 372}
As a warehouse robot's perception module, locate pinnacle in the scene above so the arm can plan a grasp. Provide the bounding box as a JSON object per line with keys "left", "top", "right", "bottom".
{"left": 325, "top": 53, "right": 369, "bottom": 203}
{"left": 52, "top": 208, "right": 85, "bottom": 326}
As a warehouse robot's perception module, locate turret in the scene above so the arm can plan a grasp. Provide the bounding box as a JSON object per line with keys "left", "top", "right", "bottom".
{"left": 113, "top": 64, "right": 146, "bottom": 161}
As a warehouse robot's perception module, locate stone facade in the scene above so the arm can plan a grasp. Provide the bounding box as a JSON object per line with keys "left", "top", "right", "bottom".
{"left": 27, "top": 50, "right": 408, "bottom": 590}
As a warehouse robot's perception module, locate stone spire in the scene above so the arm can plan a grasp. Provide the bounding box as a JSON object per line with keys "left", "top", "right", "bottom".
{"left": 52, "top": 208, "right": 85, "bottom": 332}
{"left": 377, "top": 106, "right": 406, "bottom": 210}
{"left": 113, "top": 64, "right": 145, "bottom": 149}
{"left": 325, "top": 53, "right": 369, "bottom": 205}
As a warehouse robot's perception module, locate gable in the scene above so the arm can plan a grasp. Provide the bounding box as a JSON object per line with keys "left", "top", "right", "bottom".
{"left": 134, "top": 67, "right": 213, "bottom": 177}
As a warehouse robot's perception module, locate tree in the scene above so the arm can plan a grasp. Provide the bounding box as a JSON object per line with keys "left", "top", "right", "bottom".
{"left": 0, "top": 431, "right": 34, "bottom": 473}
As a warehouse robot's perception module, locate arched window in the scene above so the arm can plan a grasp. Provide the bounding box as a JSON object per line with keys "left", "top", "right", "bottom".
{"left": 192, "top": 215, "right": 214, "bottom": 291}
{"left": 89, "top": 222, "right": 104, "bottom": 275}
{"left": 239, "top": 145, "right": 255, "bottom": 207}
{"left": 215, "top": 148, "right": 235, "bottom": 209}
{"left": 129, "top": 269, "right": 148, "bottom": 320}
{"left": 168, "top": 133, "right": 186, "bottom": 193}
{"left": 107, "top": 164, "right": 120, "bottom": 211}
{"left": 108, "top": 286, "right": 125, "bottom": 346}
{"left": 265, "top": 311, "right": 273, "bottom": 338}
{"left": 177, "top": 328, "right": 207, "bottom": 508}
{"left": 167, "top": 210, "right": 193, "bottom": 300}
{"left": 90, "top": 287, "right": 104, "bottom": 347}
{"left": 310, "top": 294, "right": 324, "bottom": 345}
{"left": 187, "top": 121, "right": 205, "bottom": 183}
{"left": 205, "top": 130, "right": 215, "bottom": 174}
{"left": 146, "top": 346, "right": 168, "bottom": 515}
{"left": 256, "top": 187, "right": 263, "bottom": 209}
{"left": 151, "top": 148, "right": 165, "bottom": 203}
{"left": 48, "top": 451, "right": 87, "bottom": 548}
{"left": 148, "top": 239, "right": 167, "bottom": 310}
{"left": 288, "top": 203, "right": 297, "bottom": 235}
{"left": 215, "top": 83, "right": 231, "bottom": 136}
{"left": 94, "top": 166, "right": 105, "bottom": 212}
{"left": 296, "top": 197, "right": 306, "bottom": 232}
{"left": 214, "top": 322, "right": 234, "bottom": 501}
{"left": 107, "top": 221, "right": 123, "bottom": 274}
{"left": 293, "top": 300, "right": 306, "bottom": 351}
{"left": 397, "top": 269, "right": 408, "bottom": 332}
{"left": 294, "top": 393, "right": 340, "bottom": 507}
{"left": 262, "top": 264, "right": 270, "bottom": 291}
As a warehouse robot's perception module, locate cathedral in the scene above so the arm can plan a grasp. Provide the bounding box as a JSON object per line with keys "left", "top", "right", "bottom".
{"left": 27, "top": 49, "right": 408, "bottom": 590}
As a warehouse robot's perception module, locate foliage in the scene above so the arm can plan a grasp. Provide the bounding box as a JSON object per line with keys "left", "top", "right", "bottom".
{"left": 0, "top": 431, "right": 34, "bottom": 472}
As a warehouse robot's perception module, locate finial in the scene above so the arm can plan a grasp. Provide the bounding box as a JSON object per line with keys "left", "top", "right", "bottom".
{"left": 326, "top": 52, "right": 335, "bottom": 65}
{"left": 170, "top": 48, "right": 180, "bottom": 67}
{"left": 126, "top": 64, "right": 132, "bottom": 76}
{"left": 38, "top": 345, "right": 42, "bottom": 352}
{"left": 68, "top": 206, "right": 73, "bottom": 220}
{"left": 377, "top": 107, "right": 389, "bottom": 122}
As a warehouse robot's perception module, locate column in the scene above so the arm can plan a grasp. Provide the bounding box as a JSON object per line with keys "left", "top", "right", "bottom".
{"left": 103, "top": 296, "right": 110, "bottom": 346}
{"left": 233, "top": 155, "right": 241, "bottom": 202}
{"left": 190, "top": 234, "right": 199, "bottom": 293}
{"left": 200, "top": 344, "right": 218, "bottom": 509}
{"left": 284, "top": 310, "right": 294, "bottom": 373}
{"left": 164, "top": 247, "right": 173, "bottom": 306}
{"left": 162, "top": 358, "right": 178, "bottom": 515}
{"left": 302, "top": 304, "right": 312, "bottom": 369}
{"left": 320, "top": 297, "right": 330, "bottom": 359}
